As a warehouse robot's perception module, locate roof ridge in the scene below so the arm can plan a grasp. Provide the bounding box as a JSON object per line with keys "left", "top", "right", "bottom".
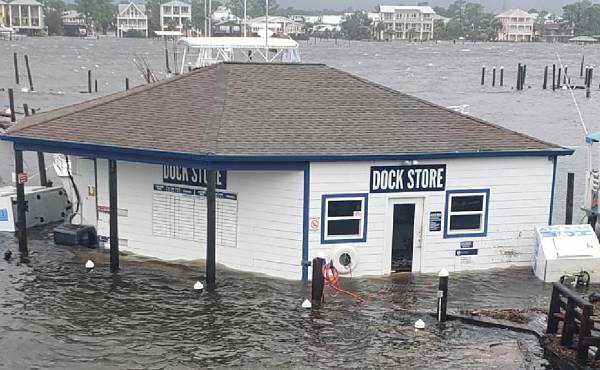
{"left": 7, "top": 64, "right": 219, "bottom": 135}
{"left": 325, "top": 65, "right": 565, "bottom": 151}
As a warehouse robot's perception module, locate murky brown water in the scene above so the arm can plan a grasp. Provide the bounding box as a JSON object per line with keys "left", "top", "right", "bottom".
{"left": 1, "top": 37, "right": 600, "bottom": 368}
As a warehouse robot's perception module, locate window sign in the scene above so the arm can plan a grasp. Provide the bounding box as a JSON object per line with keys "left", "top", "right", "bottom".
{"left": 445, "top": 189, "right": 490, "bottom": 238}
{"left": 370, "top": 165, "right": 446, "bottom": 193}
{"left": 321, "top": 194, "right": 368, "bottom": 244}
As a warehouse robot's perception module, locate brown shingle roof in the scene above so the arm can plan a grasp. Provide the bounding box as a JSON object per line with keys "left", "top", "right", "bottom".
{"left": 6, "top": 63, "right": 567, "bottom": 157}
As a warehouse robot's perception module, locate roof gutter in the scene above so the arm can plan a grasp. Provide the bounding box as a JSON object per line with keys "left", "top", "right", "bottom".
{"left": 1, "top": 135, "right": 574, "bottom": 170}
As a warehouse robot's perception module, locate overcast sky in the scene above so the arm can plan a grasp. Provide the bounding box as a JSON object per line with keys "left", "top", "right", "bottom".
{"left": 277, "top": 0, "right": 571, "bottom": 13}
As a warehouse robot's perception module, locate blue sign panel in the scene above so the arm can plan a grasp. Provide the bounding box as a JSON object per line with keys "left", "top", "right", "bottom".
{"left": 456, "top": 249, "right": 478, "bottom": 256}
{"left": 0, "top": 208, "right": 7, "bottom": 222}
{"left": 163, "top": 166, "right": 227, "bottom": 189}
{"left": 370, "top": 164, "right": 446, "bottom": 193}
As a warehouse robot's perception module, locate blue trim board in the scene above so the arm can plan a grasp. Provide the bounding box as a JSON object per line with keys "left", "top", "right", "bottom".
{"left": 549, "top": 156, "right": 557, "bottom": 225}
{"left": 301, "top": 164, "right": 310, "bottom": 282}
{"left": 3, "top": 136, "right": 574, "bottom": 168}
{"left": 320, "top": 193, "right": 369, "bottom": 245}
{"left": 443, "top": 189, "right": 490, "bottom": 239}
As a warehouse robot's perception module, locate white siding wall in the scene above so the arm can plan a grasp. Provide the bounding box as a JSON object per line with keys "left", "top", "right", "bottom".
{"left": 71, "top": 158, "right": 304, "bottom": 280}
{"left": 309, "top": 156, "right": 554, "bottom": 276}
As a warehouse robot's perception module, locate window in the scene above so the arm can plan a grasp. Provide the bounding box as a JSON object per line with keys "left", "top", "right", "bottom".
{"left": 444, "top": 189, "right": 490, "bottom": 238}
{"left": 321, "top": 194, "right": 368, "bottom": 244}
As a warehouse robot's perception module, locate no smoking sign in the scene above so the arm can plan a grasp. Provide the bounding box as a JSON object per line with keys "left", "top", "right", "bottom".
{"left": 310, "top": 217, "right": 320, "bottom": 232}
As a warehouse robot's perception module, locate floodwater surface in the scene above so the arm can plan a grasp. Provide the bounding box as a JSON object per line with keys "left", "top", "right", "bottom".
{"left": 1, "top": 37, "right": 599, "bottom": 369}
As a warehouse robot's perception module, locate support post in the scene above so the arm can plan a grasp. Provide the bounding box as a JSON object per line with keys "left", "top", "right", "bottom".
{"left": 546, "top": 284, "right": 561, "bottom": 334}
{"left": 566, "top": 172, "right": 574, "bottom": 224}
{"left": 492, "top": 66, "right": 496, "bottom": 87}
{"left": 500, "top": 66, "right": 504, "bottom": 86}
{"left": 557, "top": 68, "right": 562, "bottom": 89}
{"left": 522, "top": 64, "right": 527, "bottom": 88}
{"left": 552, "top": 64, "right": 556, "bottom": 91}
{"left": 577, "top": 304, "right": 594, "bottom": 365}
{"left": 437, "top": 268, "right": 449, "bottom": 323}
{"left": 94, "top": 79, "right": 98, "bottom": 93}
{"left": 561, "top": 298, "right": 576, "bottom": 346}
{"left": 480, "top": 65, "right": 485, "bottom": 86}
{"left": 311, "top": 257, "right": 325, "bottom": 306}
{"left": 14, "top": 148, "right": 28, "bottom": 258}
{"left": 24, "top": 55, "right": 33, "bottom": 91}
{"left": 517, "top": 63, "right": 521, "bottom": 90}
{"left": 108, "top": 159, "right": 119, "bottom": 273}
{"left": 37, "top": 152, "right": 47, "bottom": 187}
{"left": 543, "top": 66, "right": 548, "bottom": 89}
{"left": 23, "top": 103, "right": 29, "bottom": 116}
{"left": 125, "top": 77, "right": 130, "bottom": 91}
{"left": 581, "top": 55, "right": 585, "bottom": 77}
{"left": 165, "top": 48, "right": 170, "bottom": 73}
{"left": 564, "top": 66, "right": 568, "bottom": 84}
{"left": 13, "top": 52, "right": 19, "bottom": 85}
{"left": 88, "top": 70, "right": 92, "bottom": 93}
{"left": 206, "top": 170, "right": 217, "bottom": 290}
{"left": 8, "top": 88, "right": 16, "bottom": 123}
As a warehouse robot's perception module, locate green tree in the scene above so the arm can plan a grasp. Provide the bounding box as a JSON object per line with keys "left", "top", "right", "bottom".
{"left": 40, "top": 0, "right": 66, "bottom": 35}
{"left": 75, "top": 0, "right": 113, "bottom": 34}
{"left": 226, "top": 0, "right": 279, "bottom": 18}
{"left": 341, "top": 11, "right": 372, "bottom": 40}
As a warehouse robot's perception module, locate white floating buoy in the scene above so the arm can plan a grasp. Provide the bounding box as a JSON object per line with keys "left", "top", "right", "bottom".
{"left": 302, "top": 299, "right": 312, "bottom": 309}
{"left": 20, "top": 87, "right": 29, "bottom": 93}
{"left": 193, "top": 281, "right": 204, "bottom": 291}
{"left": 85, "top": 260, "right": 94, "bottom": 270}
{"left": 414, "top": 319, "right": 425, "bottom": 330}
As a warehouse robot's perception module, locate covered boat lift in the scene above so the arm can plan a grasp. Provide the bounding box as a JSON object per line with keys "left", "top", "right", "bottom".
{"left": 178, "top": 36, "right": 301, "bottom": 72}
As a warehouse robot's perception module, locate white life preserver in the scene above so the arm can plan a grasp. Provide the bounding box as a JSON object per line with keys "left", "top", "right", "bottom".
{"left": 329, "top": 246, "right": 358, "bottom": 275}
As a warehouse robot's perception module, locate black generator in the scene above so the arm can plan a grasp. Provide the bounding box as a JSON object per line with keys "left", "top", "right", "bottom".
{"left": 53, "top": 224, "right": 98, "bottom": 248}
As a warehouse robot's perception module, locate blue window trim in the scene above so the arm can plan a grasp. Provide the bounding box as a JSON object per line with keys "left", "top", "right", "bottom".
{"left": 444, "top": 189, "right": 490, "bottom": 239}
{"left": 320, "top": 193, "right": 368, "bottom": 244}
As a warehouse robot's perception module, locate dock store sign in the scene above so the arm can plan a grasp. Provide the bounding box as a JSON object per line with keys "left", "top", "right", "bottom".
{"left": 370, "top": 164, "right": 446, "bottom": 193}
{"left": 163, "top": 166, "right": 227, "bottom": 189}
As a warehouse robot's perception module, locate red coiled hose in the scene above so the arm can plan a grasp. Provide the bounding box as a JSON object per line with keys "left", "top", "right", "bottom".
{"left": 321, "top": 261, "right": 364, "bottom": 303}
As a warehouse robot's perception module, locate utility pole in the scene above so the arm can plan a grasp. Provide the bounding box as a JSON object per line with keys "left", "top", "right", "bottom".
{"left": 244, "top": 0, "right": 247, "bottom": 37}
{"left": 265, "top": 0, "right": 269, "bottom": 61}
{"left": 208, "top": 0, "right": 212, "bottom": 37}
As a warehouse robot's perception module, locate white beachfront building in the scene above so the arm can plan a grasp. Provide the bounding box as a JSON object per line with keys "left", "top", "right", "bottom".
{"left": 0, "top": 0, "right": 44, "bottom": 33}
{"left": 377, "top": 5, "right": 435, "bottom": 41}
{"left": 495, "top": 8, "right": 534, "bottom": 42}
{"left": 250, "top": 16, "right": 302, "bottom": 36}
{"left": 160, "top": 0, "right": 191, "bottom": 31}
{"left": 116, "top": 2, "right": 148, "bottom": 38}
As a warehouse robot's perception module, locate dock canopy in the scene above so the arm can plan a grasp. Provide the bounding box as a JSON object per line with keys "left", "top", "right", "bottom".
{"left": 2, "top": 63, "right": 572, "bottom": 166}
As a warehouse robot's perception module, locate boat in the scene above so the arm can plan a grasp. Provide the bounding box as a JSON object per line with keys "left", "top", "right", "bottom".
{"left": 178, "top": 36, "right": 301, "bottom": 72}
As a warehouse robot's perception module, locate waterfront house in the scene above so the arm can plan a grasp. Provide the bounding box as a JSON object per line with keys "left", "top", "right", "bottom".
{"left": 116, "top": 2, "right": 148, "bottom": 38}
{"left": 377, "top": 5, "right": 435, "bottom": 41}
{"left": 1, "top": 0, "right": 43, "bottom": 34}
{"left": 1, "top": 63, "right": 572, "bottom": 280}
{"left": 212, "top": 19, "right": 244, "bottom": 37}
{"left": 495, "top": 8, "right": 534, "bottom": 42}
{"left": 61, "top": 10, "right": 87, "bottom": 36}
{"left": 160, "top": 0, "right": 191, "bottom": 31}
{"left": 250, "top": 16, "right": 302, "bottom": 36}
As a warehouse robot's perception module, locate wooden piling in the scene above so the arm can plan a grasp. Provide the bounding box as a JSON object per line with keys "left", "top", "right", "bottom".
{"left": 480, "top": 65, "right": 485, "bottom": 86}
{"left": 557, "top": 68, "right": 562, "bottom": 89}
{"left": 581, "top": 55, "right": 585, "bottom": 77}
{"left": 108, "top": 159, "right": 119, "bottom": 273}
{"left": 87, "top": 70, "right": 92, "bottom": 93}
{"left": 517, "top": 63, "right": 521, "bottom": 90}
{"left": 552, "top": 64, "right": 556, "bottom": 91}
{"left": 500, "top": 66, "right": 504, "bottom": 86}
{"left": 24, "top": 55, "right": 34, "bottom": 91}
{"left": 206, "top": 170, "right": 217, "bottom": 290}
{"left": 22, "top": 103, "right": 29, "bottom": 116}
{"left": 492, "top": 66, "right": 496, "bottom": 86}
{"left": 522, "top": 64, "right": 527, "bottom": 88}
{"left": 585, "top": 66, "right": 589, "bottom": 86}
{"left": 566, "top": 172, "right": 574, "bottom": 224}
{"left": 125, "top": 78, "right": 130, "bottom": 91}
{"left": 8, "top": 88, "right": 16, "bottom": 123}
{"left": 14, "top": 148, "right": 28, "bottom": 258}
{"left": 37, "top": 152, "right": 47, "bottom": 187}
{"left": 437, "top": 269, "right": 449, "bottom": 323}
{"left": 146, "top": 68, "right": 151, "bottom": 84}
{"left": 543, "top": 66, "right": 548, "bottom": 89}
{"left": 311, "top": 257, "right": 325, "bottom": 306}
{"left": 13, "top": 52, "right": 19, "bottom": 85}
{"left": 564, "top": 66, "right": 568, "bottom": 84}
{"left": 94, "top": 79, "right": 98, "bottom": 93}
{"left": 165, "top": 48, "right": 170, "bottom": 73}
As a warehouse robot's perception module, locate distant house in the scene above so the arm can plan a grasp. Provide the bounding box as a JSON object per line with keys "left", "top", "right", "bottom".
{"left": 534, "top": 22, "right": 573, "bottom": 43}
{"left": 160, "top": 0, "right": 191, "bottom": 31}
{"left": 212, "top": 19, "right": 244, "bottom": 37}
{"left": 116, "top": 2, "right": 148, "bottom": 38}
{"left": 495, "top": 8, "right": 533, "bottom": 42}
{"left": 377, "top": 5, "right": 435, "bottom": 41}
{"left": 1, "top": 0, "right": 44, "bottom": 34}
{"left": 61, "top": 10, "right": 87, "bottom": 36}
{"left": 250, "top": 16, "right": 302, "bottom": 36}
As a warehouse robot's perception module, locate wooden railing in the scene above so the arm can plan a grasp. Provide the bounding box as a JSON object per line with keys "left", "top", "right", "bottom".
{"left": 547, "top": 282, "right": 597, "bottom": 365}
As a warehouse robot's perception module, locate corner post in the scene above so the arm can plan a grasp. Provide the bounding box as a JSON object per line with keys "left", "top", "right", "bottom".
{"left": 437, "top": 268, "right": 449, "bottom": 322}
{"left": 14, "top": 147, "right": 28, "bottom": 258}
{"left": 108, "top": 159, "right": 119, "bottom": 272}
{"left": 206, "top": 170, "right": 217, "bottom": 290}
{"left": 311, "top": 257, "right": 325, "bottom": 306}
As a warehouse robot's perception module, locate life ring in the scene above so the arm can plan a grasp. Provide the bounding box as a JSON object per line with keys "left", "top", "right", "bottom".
{"left": 329, "top": 246, "right": 358, "bottom": 275}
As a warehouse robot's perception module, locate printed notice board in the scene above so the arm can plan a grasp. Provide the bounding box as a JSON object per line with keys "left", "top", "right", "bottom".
{"left": 152, "top": 184, "right": 238, "bottom": 248}
{"left": 429, "top": 211, "right": 442, "bottom": 232}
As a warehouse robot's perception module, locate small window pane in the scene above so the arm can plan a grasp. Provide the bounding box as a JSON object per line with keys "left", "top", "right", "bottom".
{"left": 449, "top": 215, "right": 482, "bottom": 231}
{"left": 328, "top": 200, "right": 362, "bottom": 217}
{"left": 451, "top": 195, "right": 484, "bottom": 212}
{"left": 328, "top": 220, "right": 360, "bottom": 236}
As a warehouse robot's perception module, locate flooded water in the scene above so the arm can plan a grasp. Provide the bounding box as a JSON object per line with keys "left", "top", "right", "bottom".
{"left": 1, "top": 37, "right": 600, "bottom": 368}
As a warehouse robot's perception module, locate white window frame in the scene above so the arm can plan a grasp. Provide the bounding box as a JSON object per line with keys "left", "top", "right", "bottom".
{"left": 445, "top": 190, "right": 489, "bottom": 237}
{"left": 322, "top": 194, "right": 368, "bottom": 243}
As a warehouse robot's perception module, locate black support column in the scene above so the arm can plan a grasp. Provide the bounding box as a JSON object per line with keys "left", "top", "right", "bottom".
{"left": 206, "top": 170, "right": 216, "bottom": 290}
{"left": 109, "top": 159, "right": 119, "bottom": 273}
{"left": 14, "top": 148, "right": 28, "bottom": 258}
